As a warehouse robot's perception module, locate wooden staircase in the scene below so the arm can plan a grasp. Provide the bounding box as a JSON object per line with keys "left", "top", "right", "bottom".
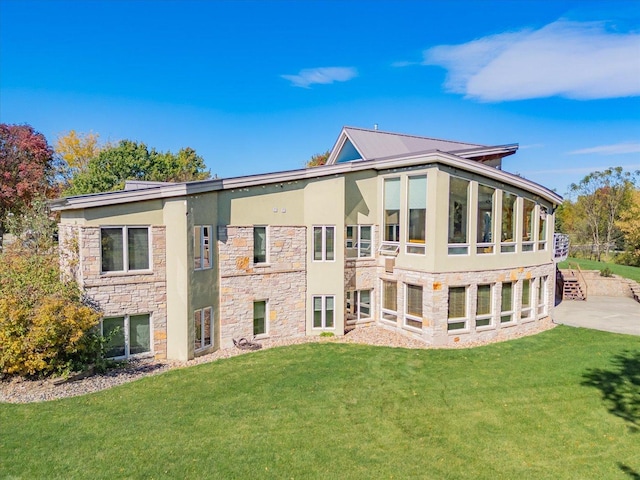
{"left": 559, "top": 267, "right": 587, "bottom": 301}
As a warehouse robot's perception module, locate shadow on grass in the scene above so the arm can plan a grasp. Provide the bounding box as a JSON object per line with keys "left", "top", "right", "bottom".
{"left": 582, "top": 350, "right": 640, "bottom": 433}
{"left": 619, "top": 463, "right": 640, "bottom": 479}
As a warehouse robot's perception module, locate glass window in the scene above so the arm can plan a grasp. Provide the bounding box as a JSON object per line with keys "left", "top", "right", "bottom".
{"left": 129, "top": 314, "right": 151, "bottom": 355}
{"left": 407, "top": 176, "right": 427, "bottom": 254}
{"left": 313, "top": 226, "right": 335, "bottom": 261}
{"left": 477, "top": 185, "right": 495, "bottom": 254}
{"left": 102, "top": 314, "right": 151, "bottom": 359}
{"left": 448, "top": 286, "right": 468, "bottom": 331}
{"left": 537, "top": 276, "right": 548, "bottom": 316}
{"left": 522, "top": 199, "right": 535, "bottom": 252}
{"left": 448, "top": 177, "right": 469, "bottom": 255}
{"left": 194, "top": 226, "right": 212, "bottom": 270}
{"left": 346, "top": 290, "right": 372, "bottom": 323}
{"left": 194, "top": 307, "right": 213, "bottom": 351}
{"left": 501, "top": 192, "right": 517, "bottom": 253}
{"left": 501, "top": 282, "right": 514, "bottom": 323}
{"left": 538, "top": 207, "right": 548, "bottom": 251}
{"left": 347, "top": 225, "right": 373, "bottom": 258}
{"left": 253, "top": 301, "right": 267, "bottom": 336}
{"left": 253, "top": 226, "right": 267, "bottom": 264}
{"left": 313, "top": 295, "right": 335, "bottom": 329}
{"left": 381, "top": 280, "right": 397, "bottom": 323}
{"left": 405, "top": 284, "right": 423, "bottom": 330}
{"left": 103, "top": 316, "right": 125, "bottom": 358}
{"left": 101, "top": 227, "right": 150, "bottom": 273}
{"left": 476, "top": 284, "right": 493, "bottom": 328}
{"left": 521, "top": 279, "right": 533, "bottom": 320}
{"left": 384, "top": 178, "right": 401, "bottom": 243}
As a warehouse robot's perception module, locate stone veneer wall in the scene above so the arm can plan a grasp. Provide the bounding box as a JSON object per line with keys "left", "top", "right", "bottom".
{"left": 58, "top": 224, "right": 168, "bottom": 359}
{"left": 218, "top": 225, "right": 307, "bottom": 348}
{"left": 377, "top": 262, "right": 556, "bottom": 346}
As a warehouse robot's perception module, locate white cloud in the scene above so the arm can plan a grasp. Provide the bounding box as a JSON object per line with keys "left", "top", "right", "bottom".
{"left": 281, "top": 67, "right": 357, "bottom": 88}
{"left": 423, "top": 20, "right": 640, "bottom": 101}
{"left": 569, "top": 142, "right": 640, "bottom": 155}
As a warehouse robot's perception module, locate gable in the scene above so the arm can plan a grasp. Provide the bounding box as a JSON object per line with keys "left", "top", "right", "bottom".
{"left": 335, "top": 138, "right": 362, "bottom": 163}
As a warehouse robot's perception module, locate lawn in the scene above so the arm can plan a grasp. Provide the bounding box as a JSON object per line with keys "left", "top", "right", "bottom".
{"left": 1, "top": 326, "right": 639, "bottom": 479}
{"left": 559, "top": 257, "right": 640, "bottom": 283}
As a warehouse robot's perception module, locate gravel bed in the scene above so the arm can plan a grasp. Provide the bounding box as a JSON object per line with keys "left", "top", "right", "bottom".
{"left": 0, "top": 322, "right": 555, "bottom": 404}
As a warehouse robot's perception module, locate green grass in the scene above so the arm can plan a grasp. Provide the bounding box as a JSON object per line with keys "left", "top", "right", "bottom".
{"left": 559, "top": 256, "right": 640, "bottom": 282}
{"left": 1, "top": 326, "right": 639, "bottom": 479}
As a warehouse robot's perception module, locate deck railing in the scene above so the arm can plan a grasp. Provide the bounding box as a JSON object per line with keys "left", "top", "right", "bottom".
{"left": 553, "top": 233, "right": 570, "bottom": 262}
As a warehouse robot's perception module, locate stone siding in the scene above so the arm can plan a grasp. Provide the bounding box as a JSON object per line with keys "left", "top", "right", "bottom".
{"left": 218, "top": 226, "right": 307, "bottom": 347}
{"left": 58, "top": 224, "right": 168, "bottom": 359}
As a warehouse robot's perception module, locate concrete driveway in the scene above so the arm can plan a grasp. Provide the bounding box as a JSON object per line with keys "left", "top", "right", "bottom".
{"left": 553, "top": 296, "right": 640, "bottom": 336}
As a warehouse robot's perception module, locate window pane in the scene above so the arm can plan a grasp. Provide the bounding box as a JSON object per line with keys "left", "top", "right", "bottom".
{"left": 523, "top": 200, "right": 535, "bottom": 242}
{"left": 325, "top": 227, "right": 335, "bottom": 261}
{"left": 501, "top": 282, "right": 513, "bottom": 311}
{"left": 522, "top": 279, "right": 532, "bottom": 308}
{"left": 326, "top": 297, "right": 334, "bottom": 328}
{"left": 502, "top": 192, "right": 517, "bottom": 242}
{"left": 360, "top": 225, "right": 372, "bottom": 257}
{"left": 477, "top": 285, "right": 492, "bottom": 316}
{"left": 204, "top": 307, "right": 212, "bottom": 346}
{"left": 101, "top": 228, "right": 123, "bottom": 272}
{"left": 254, "top": 227, "right": 266, "bottom": 263}
{"left": 194, "top": 310, "right": 202, "bottom": 350}
{"left": 383, "top": 281, "right": 397, "bottom": 311}
{"left": 384, "top": 178, "right": 400, "bottom": 242}
{"left": 194, "top": 226, "right": 202, "bottom": 269}
{"left": 359, "top": 290, "right": 371, "bottom": 318}
{"left": 129, "top": 314, "right": 150, "bottom": 355}
{"left": 408, "top": 176, "right": 427, "bottom": 244}
{"left": 313, "top": 296, "right": 322, "bottom": 328}
{"left": 448, "top": 177, "right": 469, "bottom": 244}
{"left": 448, "top": 287, "right": 466, "bottom": 319}
{"left": 128, "top": 228, "right": 149, "bottom": 270}
{"left": 103, "top": 317, "right": 125, "bottom": 358}
{"left": 203, "top": 226, "right": 211, "bottom": 268}
{"left": 406, "top": 284, "right": 423, "bottom": 317}
{"left": 313, "top": 227, "right": 323, "bottom": 261}
{"left": 477, "top": 185, "right": 494, "bottom": 243}
{"left": 253, "top": 301, "right": 266, "bottom": 336}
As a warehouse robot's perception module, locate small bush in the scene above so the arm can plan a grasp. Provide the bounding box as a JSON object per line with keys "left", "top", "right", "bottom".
{"left": 319, "top": 331, "right": 335, "bottom": 338}
{"left": 600, "top": 267, "right": 614, "bottom": 277}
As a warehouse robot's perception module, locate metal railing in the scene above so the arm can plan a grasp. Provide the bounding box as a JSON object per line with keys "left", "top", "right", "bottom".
{"left": 553, "top": 233, "right": 570, "bottom": 262}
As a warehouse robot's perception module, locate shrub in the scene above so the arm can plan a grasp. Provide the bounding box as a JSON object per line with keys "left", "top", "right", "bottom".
{"left": 600, "top": 267, "right": 614, "bottom": 278}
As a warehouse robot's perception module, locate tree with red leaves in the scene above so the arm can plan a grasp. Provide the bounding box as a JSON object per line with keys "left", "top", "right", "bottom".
{"left": 0, "top": 124, "right": 55, "bottom": 249}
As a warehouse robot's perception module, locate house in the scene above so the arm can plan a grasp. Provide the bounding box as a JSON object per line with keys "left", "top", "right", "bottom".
{"left": 51, "top": 126, "right": 568, "bottom": 361}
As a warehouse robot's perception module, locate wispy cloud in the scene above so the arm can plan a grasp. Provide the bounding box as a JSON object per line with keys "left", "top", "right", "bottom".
{"left": 281, "top": 67, "right": 357, "bottom": 88}
{"left": 569, "top": 142, "right": 640, "bottom": 155}
{"left": 522, "top": 163, "right": 640, "bottom": 175}
{"left": 423, "top": 19, "right": 640, "bottom": 101}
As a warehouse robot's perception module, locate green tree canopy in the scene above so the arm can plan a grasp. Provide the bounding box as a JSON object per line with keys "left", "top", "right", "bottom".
{"left": 65, "top": 140, "right": 210, "bottom": 196}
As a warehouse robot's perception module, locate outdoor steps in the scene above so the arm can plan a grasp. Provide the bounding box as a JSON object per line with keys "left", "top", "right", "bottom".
{"left": 627, "top": 280, "right": 640, "bottom": 304}
{"left": 562, "top": 276, "right": 586, "bottom": 301}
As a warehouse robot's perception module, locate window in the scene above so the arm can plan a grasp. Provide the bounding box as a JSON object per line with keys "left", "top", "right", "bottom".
{"left": 448, "top": 177, "right": 470, "bottom": 255}
{"left": 383, "top": 178, "right": 400, "bottom": 243}
{"left": 405, "top": 284, "right": 423, "bottom": 330}
{"left": 500, "top": 282, "right": 514, "bottom": 323}
{"left": 448, "top": 286, "right": 468, "bottom": 331}
{"left": 313, "top": 295, "right": 335, "bottom": 329}
{"left": 537, "top": 276, "right": 548, "bottom": 316}
{"left": 522, "top": 199, "right": 535, "bottom": 252}
{"left": 346, "top": 290, "right": 371, "bottom": 323}
{"left": 194, "top": 226, "right": 212, "bottom": 270}
{"left": 477, "top": 185, "right": 495, "bottom": 254}
{"left": 476, "top": 284, "right": 493, "bottom": 328}
{"left": 381, "top": 280, "right": 397, "bottom": 323}
{"left": 194, "top": 307, "right": 213, "bottom": 351}
{"left": 501, "top": 192, "right": 517, "bottom": 253}
{"left": 253, "top": 226, "right": 267, "bottom": 264}
{"left": 253, "top": 300, "right": 267, "bottom": 337}
{"left": 521, "top": 279, "right": 533, "bottom": 321}
{"left": 538, "top": 207, "right": 548, "bottom": 251}
{"left": 407, "top": 176, "right": 427, "bottom": 254}
{"left": 346, "top": 225, "right": 373, "bottom": 258}
{"left": 102, "top": 314, "right": 151, "bottom": 359}
{"left": 313, "top": 226, "right": 335, "bottom": 261}
{"left": 101, "top": 227, "right": 150, "bottom": 273}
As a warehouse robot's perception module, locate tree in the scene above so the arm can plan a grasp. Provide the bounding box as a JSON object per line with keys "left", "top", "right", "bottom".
{"left": 0, "top": 124, "right": 55, "bottom": 250}
{"left": 307, "top": 150, "right": 330, "bottom": 168}
{"left": 616, "top": 189, "right": 640, "bottom": 266}
{"left": 65, "top": 140, "right": 211, "bottom": 196}
{"left": 55, "top": 130, "right": 102, "bottom": 173}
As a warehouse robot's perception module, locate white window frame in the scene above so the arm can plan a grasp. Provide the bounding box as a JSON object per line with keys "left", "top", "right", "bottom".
{"left": 476, "top": 184, "right": 496, "bottom": 255}
{"left": 404, "top": 283, "right": 423, "bottom": 331}
{"left": 194, "top": 225, "right": 213, "bottom": 270}
{"left": 312, "top": 295, "right": 335, "bottom": 329}
{"left": 101, "top": 313, "right": 152, "bottom": 359}
{"left": 500, "top": 282, "right": 515, "bottom": 324}
{"left": 253, "top": 300, "right": 268, "bottom": 338}
{"left": 347, "top": 289, "right": 372, "bottom": 323}
{"left": 406, "top": 175, "right": 427, "bottom": 256}
{"left": 475, "top": 284, "right": 494, "bottom": 329}
{"left": 520, "top": 279, "right": 534, "bottom": 322}
{"left": 313, "top": 225, "right": 336, "bottom": 262}
{"left": 346, "top": 225, "right": 373, "bottom": 259}
{"left": 253, "top": 225, "right": 269, "bottom": 264}
{"left": 447, "top": 286, "right": 469, "bottom": 332}
{"left": 522, "top": 199, "right": 536, "bottom": 253}
{"left": 538, "top": 206, "right": 548, "bottom": 251}
{"left": 380, "top": 279, "right": 398, "bottom": 324}
{"left": 194, "top": 307, "right": 213, "bottom": 352}
{"left": 448, "top": 176, "right": 470, "bottom": 256}
{"left": 100, "top": 226, "right": 151, "bottom": 274}
{"left": 500, "top": 192, "right": 518, "bottom": 254}
{"left": 537, "top": 276, "right": 548, "bottom": 317}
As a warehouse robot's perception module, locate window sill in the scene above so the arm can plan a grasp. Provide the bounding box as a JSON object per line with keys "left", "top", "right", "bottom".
{"left": 100, "top": 270, "right": 154, "bottom": 277}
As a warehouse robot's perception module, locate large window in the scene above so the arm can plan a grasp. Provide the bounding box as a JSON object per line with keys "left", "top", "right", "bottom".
{"left": 522, "top": 199, "right": 535, "bottom": 252}
{"left": 381, "top": 280, "right": 398, "bottom": 323}
{"left": 313, "top": 295, "right": 335, "bottom": 329}
{"left": 477, "top": 185, "right": 495, "bottom": 254}
{"left": 521, "top": 279, "right": 533, "bottom": 321}
{"left": 102, "top": 314, "right": 151, "bottom": 359}
{"left": 501, "top": 192, "right": 517, "bottom": 253}
{"left": 537, "top": 276, "right": 548, "bottom": 316}
{"left": 407, "top": 176, "right": 427, "bottom": 254}
{"left": 383, "top": 178, "right": 400, "bottom": 243}
{"left": 448, "top": 177, "right": 470, "bottom": 255}
{"left": 500, "top": 282, "right": 514, "bottom": 323}
{"left": 194, "top": 226, "right": 212, "bottom": 270}
{"left": 313, "top": 226, "right": 335, "bottom": 261}
{"left": 346, "top": 290, "right": 371, "bottom": 323}
{"left": 405, "top": 284, "right": 423, "bottom": 330}
{"left": 253, "top": 226, "right": 267, "bottom": 264}
{"left": 476, "top": 284, "right": 493, "bottom": 328}
{"left": 448, "top": 286, "right": 468, "bottom": 331}
{"left": 101, "top": 227, "right": 150, "bottom": 273}
{"left": 346, "top": 225, "right": 372, "bottom": 258}
{"left": 194, "top": 307, "right": 213, "bottom": 351}
{"left": 538, "top": 207, "right": 548, "bottom": 251}
{"left": 253, "top": 300, "right": 267, "bottom": 337}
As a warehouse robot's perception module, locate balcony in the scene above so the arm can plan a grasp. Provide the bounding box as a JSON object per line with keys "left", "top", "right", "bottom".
{"left": 554, "top": 234, "right": 570, "bottom": 262}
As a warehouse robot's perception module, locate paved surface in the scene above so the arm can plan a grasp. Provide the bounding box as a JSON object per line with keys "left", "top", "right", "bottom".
{"left": 553, "top": 296, "right": 640, "bottom": 336}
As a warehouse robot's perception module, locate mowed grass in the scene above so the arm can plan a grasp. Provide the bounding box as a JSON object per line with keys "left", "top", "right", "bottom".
{"left": 559, "top": 257, "right": 640, "bottom": 283}
{"left": 1, "top": 326, "right": 639, "bottom": 479}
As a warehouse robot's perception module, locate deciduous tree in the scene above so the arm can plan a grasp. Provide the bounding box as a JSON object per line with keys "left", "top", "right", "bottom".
{"left": 306, "top": 150, "right": 330, "bottom": 168}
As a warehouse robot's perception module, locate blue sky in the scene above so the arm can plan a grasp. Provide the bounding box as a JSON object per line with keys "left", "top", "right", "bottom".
{"left": 1, "top": 0, "right": 639, "bottom": 195}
